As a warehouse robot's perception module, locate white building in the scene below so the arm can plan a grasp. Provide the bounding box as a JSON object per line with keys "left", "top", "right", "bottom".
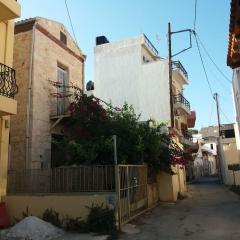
{"left": 94, "top": 34, "right": 195, "bottom": 131}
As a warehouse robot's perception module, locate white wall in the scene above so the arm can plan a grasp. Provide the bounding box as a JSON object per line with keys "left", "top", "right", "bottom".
{"left": 94, "top": 35, "right": 170, "bottom": 123}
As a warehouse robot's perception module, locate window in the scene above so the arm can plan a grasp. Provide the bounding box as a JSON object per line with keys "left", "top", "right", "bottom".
{"left": 210, "top": 144, "right": 213, "bottom": 150}
{"left": 57, "top": 66, "right": 68, "bottom": 115}
{"left": 60, "top": 31, "right": 67, "bottom": 45}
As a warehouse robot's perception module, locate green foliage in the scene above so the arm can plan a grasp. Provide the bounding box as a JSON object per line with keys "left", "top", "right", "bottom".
{"left": 42, "top": 208, "right": 61, "bottom": 227}
{"left": 86, "top": 203, "right": 116, "bottom": 235}
{"left": 52, "top": 89, "right": 185, "bottom": 172}
{"left": 13, "top": 206, "right": 31, "bottom": 223}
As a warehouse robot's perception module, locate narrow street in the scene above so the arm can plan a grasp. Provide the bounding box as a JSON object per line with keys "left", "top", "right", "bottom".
{"left": 119, "top": 177, "right": 240, "bottom": 240}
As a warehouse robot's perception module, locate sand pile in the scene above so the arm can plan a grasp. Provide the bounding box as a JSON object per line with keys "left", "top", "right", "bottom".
{"left": 5, "top": 216, "right": 63, "bottom": 240}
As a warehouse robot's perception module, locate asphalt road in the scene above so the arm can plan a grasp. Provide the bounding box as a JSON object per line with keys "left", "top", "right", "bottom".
{"left": 119, "top": 177, "right": 240, "bottom": 240}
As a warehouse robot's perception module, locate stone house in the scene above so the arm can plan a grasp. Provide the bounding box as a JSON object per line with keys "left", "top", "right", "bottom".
{"left": 10, "top": 17, "right": 86, "bottom": 170}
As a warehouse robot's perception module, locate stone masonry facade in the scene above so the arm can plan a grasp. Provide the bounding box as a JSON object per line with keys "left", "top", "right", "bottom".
{"left": 10, "top": 17, "right": 85, "bottom": 170}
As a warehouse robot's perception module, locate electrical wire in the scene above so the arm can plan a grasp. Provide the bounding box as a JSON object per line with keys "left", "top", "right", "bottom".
{"left": 193, "top": 0, "right": 198, "bottom": 31}
{"left": 195, "top": 33, "right": 232, "bottom": 84}
{"left": 193, "top": 33, "right": 214, "bottom": 97}
{"left": 64, "top": 0, "right": 78, "bottom": 45}
{"left": 220, "top": 107, "right": 232, "bottom": 123}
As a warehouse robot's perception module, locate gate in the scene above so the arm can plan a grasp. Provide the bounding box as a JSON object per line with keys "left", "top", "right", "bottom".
{"left": 116, "top": 165, "right": 148, "bottom": 227}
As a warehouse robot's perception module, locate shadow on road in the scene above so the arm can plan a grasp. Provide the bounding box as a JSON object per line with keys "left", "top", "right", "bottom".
{"left": 190, "top": 176, "right": 221, "bottom": 185}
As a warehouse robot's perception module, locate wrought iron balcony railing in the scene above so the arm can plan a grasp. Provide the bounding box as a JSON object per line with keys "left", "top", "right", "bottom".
{"left": 143, "top": 34, "right": 159, "bottom": 56}
{"left": 0, "top": 63, "right": 18, "bottom": 98}
{"left": 182, "top": 130, "right": 193, "bottom": 141}
{"left": 172, "top": 61, "right": 188, "bottom": 79}
{"left": 174, "top": 94, "right": 190, "bottom": 110}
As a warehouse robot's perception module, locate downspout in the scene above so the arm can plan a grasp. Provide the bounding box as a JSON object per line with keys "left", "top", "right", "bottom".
{"left": 82, "top": 59, "right": 85, "bottom": 93}
{"left": 26, "top": 22, "right": 36, "bottom": 169}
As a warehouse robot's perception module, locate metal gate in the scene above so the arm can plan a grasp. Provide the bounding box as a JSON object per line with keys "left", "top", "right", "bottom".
{"left": 116, "top": 165, "right": 148, "bottom": 227}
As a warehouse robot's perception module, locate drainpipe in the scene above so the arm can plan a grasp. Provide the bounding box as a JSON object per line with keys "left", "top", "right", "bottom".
{"left": 26, "top": 22, "right": 36, "bottom": 169}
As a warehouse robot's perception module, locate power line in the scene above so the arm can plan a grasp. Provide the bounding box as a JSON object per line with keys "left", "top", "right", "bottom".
{"left": 220, "top": 107, "right": 232, "bottom": 123}
{"left": 64, "top": 0, "right": 78, "bottom": 45}
{"left": 193, "top": 0, "right": 198, "bottom": 31}
{"left": 193, "top": 33, "right": 214, "bottom": 96}
{"left": 195, "top": 33, "right": 232, "bottom": 84}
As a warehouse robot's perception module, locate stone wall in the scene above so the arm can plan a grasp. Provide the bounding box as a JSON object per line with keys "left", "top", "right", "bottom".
{"left": 11, "top": 18, "right": 85, "bottom": 170}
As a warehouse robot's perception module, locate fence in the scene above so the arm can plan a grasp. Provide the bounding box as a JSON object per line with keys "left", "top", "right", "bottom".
{"left": 116, "top": 165, "right": 148, "bottom": 226}
{"left": 7, "top": 165, "right": 115, "bottom": 194}
{"left": 7, "top": 164, "right": 149, "bottom": 229}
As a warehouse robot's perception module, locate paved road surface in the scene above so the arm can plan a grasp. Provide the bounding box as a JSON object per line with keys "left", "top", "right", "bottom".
{"left": 119, "top": 177, "right": 240, "bottom": 240}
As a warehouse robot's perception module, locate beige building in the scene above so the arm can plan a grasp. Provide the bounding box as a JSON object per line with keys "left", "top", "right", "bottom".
{"left": 0, "top": 0, "right": 20, "bottom": 198}
{"left": 10, "top": 17, "right": 86, "bottom": 170}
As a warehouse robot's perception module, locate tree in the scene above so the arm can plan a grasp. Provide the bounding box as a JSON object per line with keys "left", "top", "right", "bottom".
{"left": 52, "top": 89, "right": 187, "bottom": 173}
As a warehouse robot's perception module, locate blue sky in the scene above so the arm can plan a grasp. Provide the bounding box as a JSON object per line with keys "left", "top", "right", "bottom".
{"left": 18, "top": 0, "right": 233, "bottom": 130}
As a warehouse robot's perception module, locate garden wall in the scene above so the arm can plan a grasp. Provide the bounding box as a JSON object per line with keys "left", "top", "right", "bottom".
{"left": 3, "top": 193, "right": 115, "bottom": 223}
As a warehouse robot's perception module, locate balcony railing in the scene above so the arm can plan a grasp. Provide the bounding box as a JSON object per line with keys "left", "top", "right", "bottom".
{"left": 182, "top": 130, "right": 193, "bottom": 141}
{"left": 172, "top": 61, "right": 188, "bottom": 79}
{"left": 143, "top": 34, "right": 159, "bottom": 56}
{"left": 0, "top": 63, "right": 18, "bottom": 98}
{"left": 174, "top": 94, "right": 190, "bottom": 110}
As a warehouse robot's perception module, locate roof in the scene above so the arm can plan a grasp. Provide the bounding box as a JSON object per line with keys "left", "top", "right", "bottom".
{"left": 227, "top": 0, "right": 240, "bottom": 68}
{"left": 14, "top": 17, "right": 86, "bottom": 61}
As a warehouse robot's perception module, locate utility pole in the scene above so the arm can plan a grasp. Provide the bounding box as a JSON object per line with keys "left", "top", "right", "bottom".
{"left": 168, "top": 22, "right": 174, "bottom": 128}
{"left": 213, "top": 92, "right": 223, "bottom": 182}
{"left": 213, "top": 93, "right": 221, "bottom": 137}
{"left": 168, "top": 23, "right": 193, "bottom": 129}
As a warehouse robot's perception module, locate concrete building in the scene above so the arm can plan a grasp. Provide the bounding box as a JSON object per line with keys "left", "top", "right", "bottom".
{"left": 201, "top": 124, "right": 239, "bottom": 185}
{"left": 93, "top": 34, "right": 197, "bottom": 201}
{"left": 0, "top": 0, "right": 21, "bottom": 198}
{"left": 189, "top": 133, "right": 218, "bottom": 180}
{"left": 94, "top": 34, "right": 196, "bottom": 144}
{"left": 10, "top": 17, "right": 86, "bottom": 170}
{"left": 227, "top": 0, "right": 240, "bottom": 167}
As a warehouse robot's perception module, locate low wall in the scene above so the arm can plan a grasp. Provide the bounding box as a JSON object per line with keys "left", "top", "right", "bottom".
{"left": 157, "top": 165, "right": 187, "bottom": 202}
{"left": 3, "top": 193, "right": 115, "bottom": 224}
{"left": 147, "top": 183, "right": 159, "bottom": 207}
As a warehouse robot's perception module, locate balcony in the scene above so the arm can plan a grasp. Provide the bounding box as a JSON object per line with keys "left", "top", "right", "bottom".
{"left": 174, "top": 94, "right": 191, "bottom": 115}
{"left": 0, "top": 63, "right": 18, "bottom": 116}
{"left": 172, "top": 61, "right": 188, "bottom": 85}
{"left": 180, "top": 130, "right": 196, "bottom": 147}
{"left": 143, "top": 34, "right": 159, "bottom": 56}
{"left": 0, "top": 0, "right": 21, "bottom": 21}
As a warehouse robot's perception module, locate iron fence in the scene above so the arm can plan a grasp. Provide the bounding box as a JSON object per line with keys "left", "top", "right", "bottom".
{"left": 174, "top": 94, "right": 190, "bottom": 110}
{"left": 143, "top": 34, "right": 159, "bottom": 56}
{"left": 7, "top": 165, "right": 115, "bottom": 194}
{"left": 172, "top": 61, "right": 188, "bottom": 79}
{"left": 0, "top": 63, "right": 18, "bottom": 98}
{"left": 117, "top": 165, "right": 148, "bottom": 226}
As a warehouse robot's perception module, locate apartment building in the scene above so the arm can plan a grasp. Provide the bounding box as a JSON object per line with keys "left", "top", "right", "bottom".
{"left": 0, "top": 0, "right": 21, "bottom": 198}
{"left": 94, "top": 34, "right": 196, "bottom": 146}
{"left": 10, "top": 17, "right": 86, "bottom": 170}
{"left": 227, "top": 0, "right": 240, "bottom": 167}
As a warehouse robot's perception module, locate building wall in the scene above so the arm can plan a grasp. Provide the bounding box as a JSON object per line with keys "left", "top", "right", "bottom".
{"left": 94, "top": 35, "right": 171, "bottom": 123}
{"left": 4, "top": 193, "right": 115, "bottom": 223}
{"left": 10, "top": 29, "right": 32, "bottom": 170}
{"left": 0, "top": 0, "right": 20, "bottom": 198}
{"left": 11, "top": 18, "right": 84, "bottom": 170}
{"left": 220, "top": 137, "right": 239, "bottom": 185}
